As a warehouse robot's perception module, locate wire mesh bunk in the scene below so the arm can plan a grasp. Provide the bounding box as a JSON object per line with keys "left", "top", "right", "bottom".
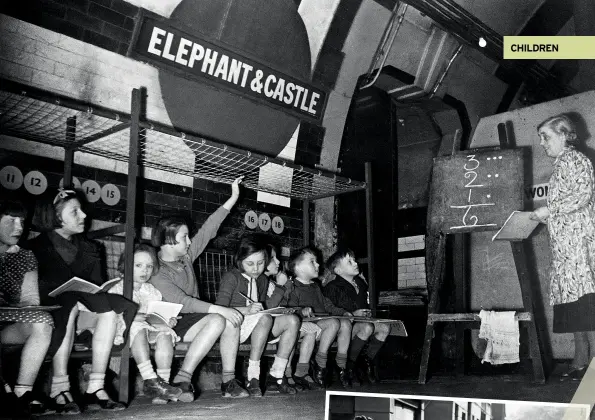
{"left": 0, "top": 79, "right": 365, "bottom": 200}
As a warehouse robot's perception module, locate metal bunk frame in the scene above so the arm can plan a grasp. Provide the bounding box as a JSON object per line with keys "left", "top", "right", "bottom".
{"left": 0, "top": 78, "right": 376, "bottom": 403}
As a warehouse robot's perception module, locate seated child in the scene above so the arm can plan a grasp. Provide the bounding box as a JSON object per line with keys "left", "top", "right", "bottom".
{"left": 325, "top": 248, "right": 390, "bottom": 384}
{"left": 108, "top": 243, "right": 183, "bottom": 404}
{"left": 284, "top": 247, "right": 353, "bottom": 388}
{"left": 264, "top": 243, "right": 322, "bottom": 391}
{"left": 215, "top": 238, "right": 300, "bottom": 396}
{"left": 0, "top": 199, "right": 54, "bottom": 416}
{"left": 150, "top": 177, "right": 249, "bottom": 400}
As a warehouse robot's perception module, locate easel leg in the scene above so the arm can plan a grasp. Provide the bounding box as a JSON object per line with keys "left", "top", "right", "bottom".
{"left": 418, "top": 320, "right": 435, "bottom": 384}
{"left": 453, "top": 233, "right": 467, "bottom": 376}
{"left": 419, "top": 233, "right": 446, "bottom": 384}
{"left": 510, "top": 241, "right": 545, "bottom": 383}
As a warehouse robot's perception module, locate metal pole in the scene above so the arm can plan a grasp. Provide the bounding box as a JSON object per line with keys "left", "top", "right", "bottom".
{"left": 365, "top": 162, "right": 377, "bottom": 312}
{"left": 302, "top": 200, "right": 310, "bottom": 246}
{"left": 63, "top": 117, "right": 76, "bottom": 188}
{"left": 118, "top": 88, "right": 142, "bottom": 404}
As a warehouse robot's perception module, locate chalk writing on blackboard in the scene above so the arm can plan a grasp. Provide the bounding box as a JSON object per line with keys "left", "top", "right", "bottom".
{"left": 450, "top": 154, "right": 498, "bottom": 231}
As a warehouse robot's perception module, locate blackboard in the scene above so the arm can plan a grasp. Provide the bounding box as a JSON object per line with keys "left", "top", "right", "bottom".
{"left": 428, "top": 148, "right": 524, "bottom": 234}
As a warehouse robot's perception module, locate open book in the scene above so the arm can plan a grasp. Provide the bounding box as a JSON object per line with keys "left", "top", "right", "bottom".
{"left": 48, "top": 277, "right": 121, "bottom": 298}
{"left": 491, "top": 211, "right": 540, "bottom": 241}
{"left": 145, "top": 301, "right": 183, "bottom": 326}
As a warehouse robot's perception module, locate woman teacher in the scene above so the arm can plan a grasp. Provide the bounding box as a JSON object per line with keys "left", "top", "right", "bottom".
{"left": 530, "top": 114, "right": 595, "bottom": 381}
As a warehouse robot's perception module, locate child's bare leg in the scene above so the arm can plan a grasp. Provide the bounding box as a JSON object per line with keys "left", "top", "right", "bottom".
{"left": 154, "top": 335, "right": 174, "bottom": 372}
{"left": 1, "top": 322, "right": 52, "bottom": 393}
{"left": 131, "top": 333, "right": 151, "bottom": 365}
{"left": 51, "top": 306, "right": 79, "bottom": 404}
{"left": 335, "top": 319, "right": 352, "bottom": 368}
{"left": 312, "top": 319, "right": 340, "bottom": 387}
{"left": 87, "top": 311, "right": 118, "bottom": 399}
{"left": 246, "top": 315, "right": 273, "bottom": 394}
{"left": 249, "top": 315, "right": 273, "bottom": 361}
{"left": 292, "top": 333, "right": 321, "bottom": 390}
{"left": 176, "top": 314, "right": 226, "bottom": 381}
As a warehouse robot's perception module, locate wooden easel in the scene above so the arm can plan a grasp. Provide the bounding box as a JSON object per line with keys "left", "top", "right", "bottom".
{"left": 418, "top": 126, "right": 546, "bottom": 384}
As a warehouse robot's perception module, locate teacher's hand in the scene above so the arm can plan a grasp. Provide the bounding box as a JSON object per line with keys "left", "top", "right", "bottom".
{"left": 529, "top": 206, "right": 550, "bottom": 224}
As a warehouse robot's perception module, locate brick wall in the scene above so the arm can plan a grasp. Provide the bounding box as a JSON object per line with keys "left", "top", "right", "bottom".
{"left": 0, "top": 3, "right": 325, "bottom": 189}
{"left": 0, "top": 149, "right": 305, "bottom": 259}
{"left": 0, "top": 0, "right": 138, "bottom": 56}
{"left": 397, "top": 235, "right": 426, "bottom": 289}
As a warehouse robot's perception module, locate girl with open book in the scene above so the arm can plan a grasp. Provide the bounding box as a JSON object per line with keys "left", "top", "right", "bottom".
{"left": 29, "top": 189, "right": 137, "bottom": 413}
{"left": 108, "top": 243, "right": 182, "bottom": 404}
{"left": 215, "top": 237, "right": 300, "bottom": 396}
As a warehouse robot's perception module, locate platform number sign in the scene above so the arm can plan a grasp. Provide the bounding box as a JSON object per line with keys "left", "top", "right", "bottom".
{"left": 258, "top": 213, "right": 271, "bottom": 232}
{"left": 24, "top": 171, "right": 48, "bottom": 195}
{"left": 101, "top": 183, "right": 121, "bottom": 206}
{"left": 244, "top": 211, "right": 258, "bottom": 229}
{"left": 0, "top": 166, "right": 23, "bottom": 190}
{"left": 59, "top": 177, "right": 82, "bottom": 190}
{"left": 272, "top": 216, "right": 284, "bottom": 234}
{"left": 82, "top": 180, "right": 101, "bottom": 203}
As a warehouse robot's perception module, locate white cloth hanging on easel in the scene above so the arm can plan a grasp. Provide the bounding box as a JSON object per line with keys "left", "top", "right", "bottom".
{"left": 478, "top": 310, "right": 520, "bottom": 365}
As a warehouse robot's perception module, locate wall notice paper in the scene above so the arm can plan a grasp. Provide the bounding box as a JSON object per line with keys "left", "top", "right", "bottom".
{"left": 491, "top": 211, "right": 540, "bottom": 241}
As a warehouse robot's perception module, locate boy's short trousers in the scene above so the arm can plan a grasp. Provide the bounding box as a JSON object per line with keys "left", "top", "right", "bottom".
{"left": 174, "top": 313, "right": 210, "bottom": 339}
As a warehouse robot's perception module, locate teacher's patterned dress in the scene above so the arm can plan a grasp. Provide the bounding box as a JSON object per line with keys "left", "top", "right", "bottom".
{"left": 547, "top": 147, "right": 595, "bottom": 332}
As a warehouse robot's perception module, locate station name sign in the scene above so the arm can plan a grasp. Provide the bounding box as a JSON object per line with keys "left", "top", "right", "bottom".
{"left": 129, "top": 13, "right": 328, "bottom": 121}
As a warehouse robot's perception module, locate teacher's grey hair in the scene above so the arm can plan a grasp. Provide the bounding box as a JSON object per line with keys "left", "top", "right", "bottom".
{"left": 537, "top": 114, "right": 579, "bottom": 146}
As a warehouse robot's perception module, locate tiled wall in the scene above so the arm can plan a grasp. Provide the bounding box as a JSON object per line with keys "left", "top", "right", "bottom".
{"left": 397, "top": 235, "right": 426, "bottom": 288}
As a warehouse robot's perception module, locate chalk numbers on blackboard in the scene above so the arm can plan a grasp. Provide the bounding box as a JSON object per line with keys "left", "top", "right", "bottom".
{"left": 450, "top": 154, "right": 498, "bottom": 231}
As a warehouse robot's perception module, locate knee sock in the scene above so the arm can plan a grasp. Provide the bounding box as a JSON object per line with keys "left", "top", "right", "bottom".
{"left": 50, "top": 375, "right": 71, "bottom": 401}
{"left": 348, "top": 337, "right": 367, "bottom": 362}
{"left": 222, "top": 370, "right": 235, "bottom": 384}
{"left": 173, "top": 369, "right": 192, "bottom": 385}
{"left": 157, "top": 368, "right": 171, "bottom": 382}
{"left": 86, "top": 373, "right": 106, "bottom": 395}
{"left": 138, "top": 360, "right": 158, "bottom": 381}
{"left": 336, "top": 353, "right": 347, "bottom": 369}
{"left": 247, "top": 359, "right": 260, "bottom": 381}
{"left": 294, "top": 362, "right": 309, "bottom": 378}
{"left": 13, "top": 385, "right": 33, "bottom": 398}
{"left": 315, "top": 352, "right": 328, "bottom": 368}
{"left": 365, "top": 336, "right": 385, "bottom": 360}
{"left": 269, "top": 356, "right": 288, "bottom": 379}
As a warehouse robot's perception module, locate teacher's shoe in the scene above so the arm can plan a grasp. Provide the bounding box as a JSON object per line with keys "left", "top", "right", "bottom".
{"left": 560, "top": 366, "right": 587, "bottom": 382}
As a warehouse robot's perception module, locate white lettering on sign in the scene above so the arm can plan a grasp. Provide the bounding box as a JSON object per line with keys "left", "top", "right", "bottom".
{"left": 82, "top": 180, "right": 101, "bottom": 203}
{"left": 272, "top": 216, "right": 284, "bottom": 234}
{"left": 138, "top": 23, "right": 325, "bottom": 119}
{"left": 258, "top": 213, "right": 271, "bottom": 232}
{"left": 0, "top": 166, "right": 23, "bottom": 190}
{"left": 450, "top": 154, "right": 497, "bottom": 230}
{"left": 24, "top": 171, "right": 48, "bottom": 195}
{"left": 101, "top": 183, "right": 121, "bottom": 206}
{"left": 525, "top": 183, "right": 549, "bottom": 202}
{"left": 244, "top": 211, "right": 258, "bottom": 229}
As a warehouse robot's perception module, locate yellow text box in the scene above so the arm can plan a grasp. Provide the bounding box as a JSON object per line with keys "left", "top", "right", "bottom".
{"left": 503, "top": 36, "right": 595, "bottom": 59}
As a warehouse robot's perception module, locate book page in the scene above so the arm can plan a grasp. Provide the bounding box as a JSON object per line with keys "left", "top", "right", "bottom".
{"left": 48, "top": 277, "right": 102, "bottom": 297}
{"left": 147, "top": 301, "right": 183, "bottom": 319}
